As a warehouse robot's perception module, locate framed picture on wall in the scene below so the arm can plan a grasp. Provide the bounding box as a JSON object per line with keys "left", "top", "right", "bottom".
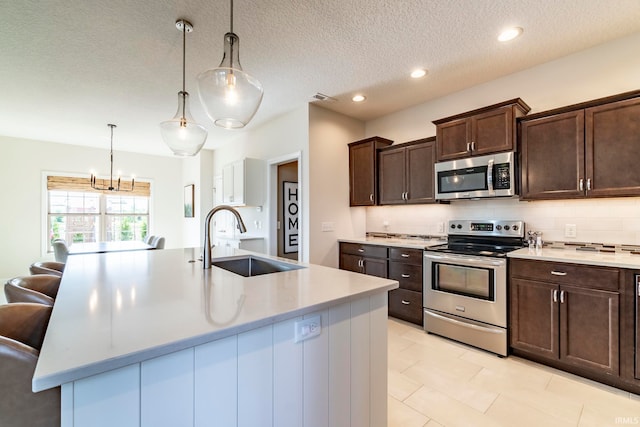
{"left": 184, "top": 184, "right": 194, "bottom": 218}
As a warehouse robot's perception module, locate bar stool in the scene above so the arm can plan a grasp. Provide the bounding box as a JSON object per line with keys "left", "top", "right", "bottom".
{"left": 5, "top": 275, "right": 61, "bottom": 306}
{"left": 29, "top": 261, "right": 65, "bottom": 277}
{"left": 0, "top": 303, "right": 60, "bottom": 427}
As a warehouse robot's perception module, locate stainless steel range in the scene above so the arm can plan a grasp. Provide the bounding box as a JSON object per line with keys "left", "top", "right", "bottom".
{"left": 423, "top": 219, "right": 525, "bottom": 356}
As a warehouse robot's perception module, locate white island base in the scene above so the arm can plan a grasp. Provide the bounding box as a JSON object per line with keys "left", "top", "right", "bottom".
{"left": 60, "top": 292, "right": 388, "bottom": 427}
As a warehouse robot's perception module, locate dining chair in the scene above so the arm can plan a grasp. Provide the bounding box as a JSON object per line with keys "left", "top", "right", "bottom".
{"left": 5, "top": 275, "right": 61, "bottom": 306}
{"left": 52, "top": 240, "right": 69, "bottom": 263}
{"left": 152, "top": 236, "right": 165, "bottom": 249}
{"left": 29, "top": 261, "right": 65, "bottom": 277}
{"left": 0, "top": 303, "right": 60, "bottom": 427}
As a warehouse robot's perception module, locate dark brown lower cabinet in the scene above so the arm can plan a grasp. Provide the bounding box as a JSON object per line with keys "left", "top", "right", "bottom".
{"left": 339, "top": 252, "right": 387, "bottom": 278}
{"left": 509, "top": 258, "right": 640, "bottom": 393}
{"left": 388, "top": 288, "right": 423, "bottom": 325}
{"left": 339, "top": 242, "right": 424, "bottom": 326}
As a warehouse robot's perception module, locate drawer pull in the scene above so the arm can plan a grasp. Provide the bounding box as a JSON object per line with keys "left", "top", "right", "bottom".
{"left": 401, "top": 253, "right": 410, "bottom": 258}
{"left": 358, "top": 248, "right": 364, "bottom": 253}
{"left": 401, "top": 300, "right": 411, "bottom": 305}
{"left": 401, "top": 274, "right": 410, "bottom": 278}
{"left": 550, "top": 271, "right": 567, "bottom": 276}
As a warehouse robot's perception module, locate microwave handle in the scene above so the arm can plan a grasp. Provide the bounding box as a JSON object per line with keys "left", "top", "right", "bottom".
{"left": 487, "top": 159, "right": 494, "bottom": 193}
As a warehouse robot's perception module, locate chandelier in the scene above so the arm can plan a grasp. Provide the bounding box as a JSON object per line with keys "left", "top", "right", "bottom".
{"left": 197, "top": 0, "right": 263, "bottom": 129}
{"left": 90, "top": 124, "right": 135, "bottom": 192}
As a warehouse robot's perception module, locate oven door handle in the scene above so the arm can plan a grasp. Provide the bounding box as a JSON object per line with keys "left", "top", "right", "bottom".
{"left": 424, "top": 252, "right": 506, "bottom": 267}
{"left": 424, "top": 310, "right": 503, "bottom": 334}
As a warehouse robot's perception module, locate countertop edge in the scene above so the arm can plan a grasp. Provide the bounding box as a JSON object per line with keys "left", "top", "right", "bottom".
{"left": 508, "top": 248, "right": 640, "bottom": 269}
{"left": 339, "top": 237, "right": 445, "bottom": 250}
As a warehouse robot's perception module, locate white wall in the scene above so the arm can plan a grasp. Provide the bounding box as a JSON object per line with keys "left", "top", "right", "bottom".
{"left": 182, "top": 150, "right": 214, "bottom": 248}
{"left": 364, "top": 32, "right": 640, "bottom": 245}
{"left": 211, "top": 106, "right": 310, "bottom": 260}
{"left": 0, "top": 136, "right": 185, "bottom": 278}
{"left": 308, "top": 105, "right": 365, "bottom": 267}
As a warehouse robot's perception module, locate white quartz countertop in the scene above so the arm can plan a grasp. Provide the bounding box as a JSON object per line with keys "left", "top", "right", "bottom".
{"left": 33, "top": 247, "right": 398, "bottom": 392}
{"left": 508, "top": 247, "right": 640, "bottom": 269}
{"left": 339, "top": 236, "right": 446, "bottom": 250}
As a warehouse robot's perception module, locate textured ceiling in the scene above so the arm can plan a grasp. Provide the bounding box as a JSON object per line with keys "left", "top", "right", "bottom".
{"left": 1, "top": 0, "right": 640, "bottom": 156}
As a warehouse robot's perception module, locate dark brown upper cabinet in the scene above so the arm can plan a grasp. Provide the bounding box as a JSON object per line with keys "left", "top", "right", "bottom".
{"left": 348, "top": 137, "right": 393, "bottom": 206}
{"left": 378, "top": 137, "right": 436, "bottom": 205}
{"left": 433, "top": 99, "right": 530, "bottom": 162}
{"left": 520, "top": 91, "right": 640, "bottom": 200}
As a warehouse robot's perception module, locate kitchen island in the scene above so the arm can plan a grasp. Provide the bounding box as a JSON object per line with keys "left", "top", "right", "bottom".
{"left": 33, "top": 247, "right": 398, "bottom": 427}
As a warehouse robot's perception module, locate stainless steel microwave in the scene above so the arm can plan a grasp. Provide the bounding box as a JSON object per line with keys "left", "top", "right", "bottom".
{"left": 435, "top": 152, "right": 517, "bottom": 200}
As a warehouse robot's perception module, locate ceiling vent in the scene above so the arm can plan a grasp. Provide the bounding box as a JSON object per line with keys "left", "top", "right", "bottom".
{"left": 312, "top": 92, "right": 337, "bottom": 102}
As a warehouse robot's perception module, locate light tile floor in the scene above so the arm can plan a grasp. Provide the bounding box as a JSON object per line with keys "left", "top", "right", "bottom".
{"left": 388, "top": 318, "right": 640, "bottom": 427}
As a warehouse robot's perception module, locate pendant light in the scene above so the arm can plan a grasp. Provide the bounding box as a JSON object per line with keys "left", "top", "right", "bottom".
{"left": 160, "top": 19, "right": 208, "bottom": 156}
{"left": 91, "top": 124, "right": 135, "bottom": 192}
{"left": 197, "top": 0, "right": 263, "bottom": 129}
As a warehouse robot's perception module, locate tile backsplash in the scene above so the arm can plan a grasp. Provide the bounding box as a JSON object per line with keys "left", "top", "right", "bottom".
{"left": 366, "top": 197, "right": 640, "bottom": 245}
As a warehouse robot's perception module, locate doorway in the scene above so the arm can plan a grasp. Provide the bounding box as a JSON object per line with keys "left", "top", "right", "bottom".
{"left": 277, "top": 161, "right": 299, "bottom": 260}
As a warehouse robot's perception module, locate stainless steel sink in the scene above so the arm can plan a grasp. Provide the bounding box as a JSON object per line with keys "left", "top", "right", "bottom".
{"left": 211, "top": 256, "right": 304, "bottom": 277}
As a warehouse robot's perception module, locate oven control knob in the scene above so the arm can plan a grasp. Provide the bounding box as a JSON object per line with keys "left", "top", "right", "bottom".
{"left": 450, "top": 224, "right": 456, "bottom": 229}
{"left": 456, "top": 224, "right": 462, "bottom": 229}
{"left": 496, "top": 225, "right": 502, "bottom": 231}
{"left": 512, "top": 225, "right": 519, "bottom": 231}
{"left": 504, "top": 225, "right": 510, "bottom": 231}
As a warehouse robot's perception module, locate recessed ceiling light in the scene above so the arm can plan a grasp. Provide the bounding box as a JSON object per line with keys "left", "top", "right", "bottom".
{"left": 352, "top": 94, "right": 366, "bottom": 102}
{"left": 411, "top": 69, "right": 427, "bottom": 79}
{"left": 498, "top": 27, "right": 523, "bottom": 42}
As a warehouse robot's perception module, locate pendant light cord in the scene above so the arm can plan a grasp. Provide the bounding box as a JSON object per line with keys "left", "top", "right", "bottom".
{"left": 181, "top": 21, "right": 187, "bottom": 121}
{"left": 230, "top": 0, "right": 234, "bottom": 33}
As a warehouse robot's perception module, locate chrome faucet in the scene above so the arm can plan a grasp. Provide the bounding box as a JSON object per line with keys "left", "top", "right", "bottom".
{"left": 203, "top": 205, "right": 248, "bottom": 269}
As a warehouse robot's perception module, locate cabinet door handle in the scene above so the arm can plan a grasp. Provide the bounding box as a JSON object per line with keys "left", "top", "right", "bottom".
{"left": 560, "top": 290, "right": 566, "bottom": 304}
{"left": 553, "top": 290, "right": 558, "bottom": 303}
{"left": 586, "top": 178, "right": 592, "bottom": 191}
{"left": 471, "top": 141, "right": 476, "bottom": 151}
{"left": 551, "top": 271, "right": 567, "bottom": 276}
{"left": 369, "top": 194, "right": 374, "bottom": 202}
{"left": 401, "top": 274, "right": 410, "bottom": 278}
{"left": 401, "top": 300, "right": 411, "bottom": 305}
{"left": 579, "top": 178, "right": 584, "bottom": 191}
{"left": 466, "top": 142, "right": 471, "bottom": 152}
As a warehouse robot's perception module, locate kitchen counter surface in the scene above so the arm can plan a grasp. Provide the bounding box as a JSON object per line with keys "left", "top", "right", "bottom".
{"left": 508, "top": 246, "right": 640, "bottom": 269}
{"left": 33, "top": 247, "right": 398, "bottom": 392}
{"left": 339, "top": 236, "right": 446, "bottom": 250}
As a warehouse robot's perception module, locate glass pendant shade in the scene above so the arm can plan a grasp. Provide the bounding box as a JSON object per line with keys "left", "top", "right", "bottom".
{"left": 197, "top": 32, "right": 263, "bottom": 129}
{"left": 159, "top": 91, "right": 208, "bottom": 156}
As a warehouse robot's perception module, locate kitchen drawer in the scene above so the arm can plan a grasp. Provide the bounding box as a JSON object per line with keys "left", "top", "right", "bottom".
{"left": 388, "top": 288, "right": 423, "bottom": 326}
{"left": 510, "top": 259, "right": 619, "bottom": 291}
{"left": 339, "top": 242, "right": 388, "bottom": 259}
{"left": 389, "top": 247, "right": 423, "bottom": 265}
{"left": 388, "top": 261, "right": 422, "bottom": 292}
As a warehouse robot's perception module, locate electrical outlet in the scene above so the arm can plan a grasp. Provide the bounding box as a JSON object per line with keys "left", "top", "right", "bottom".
{"left": 321, "top": 222, "right": 334, "bottom": 232}
{"left": 294, "top": 315, "right": 321, "bottom": 343}
{"left": 565, "top": 224, "right": 577, "bottom": 238}
{"left": 437, "top": 222, "right": 445, "bottom": 233}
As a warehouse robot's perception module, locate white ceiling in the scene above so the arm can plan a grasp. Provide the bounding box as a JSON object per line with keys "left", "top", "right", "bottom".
{"left": 2, "top": 0, "right": 640, "bottom": 156}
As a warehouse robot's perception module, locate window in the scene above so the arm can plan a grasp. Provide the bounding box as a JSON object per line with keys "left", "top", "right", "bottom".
{"left": 46, "top": 176, "right": 151, "bottom": 251}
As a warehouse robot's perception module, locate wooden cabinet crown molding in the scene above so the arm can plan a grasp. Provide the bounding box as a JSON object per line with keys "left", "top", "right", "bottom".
{"left": 518, "top": 89, "right": 640, "bottom": 123}
{"left": 432, "top": 98, "right": 531, "bottom": 125}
